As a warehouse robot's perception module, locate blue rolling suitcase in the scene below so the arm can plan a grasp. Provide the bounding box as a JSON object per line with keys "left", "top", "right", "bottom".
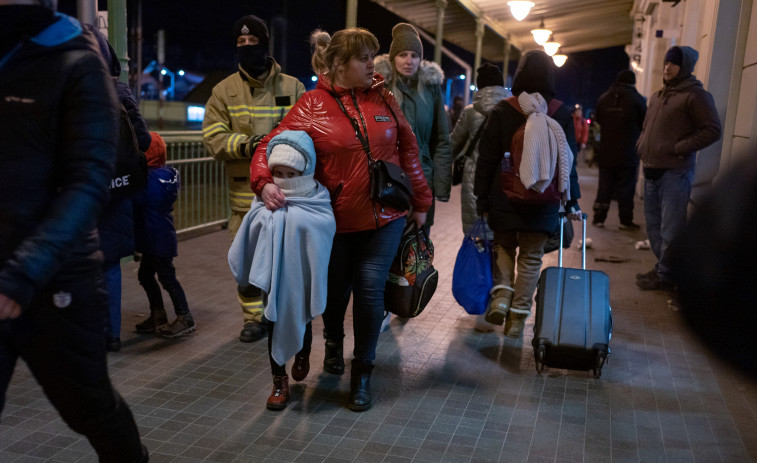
{"left": 533, "top": 213, "right": 612, "bottom": 378}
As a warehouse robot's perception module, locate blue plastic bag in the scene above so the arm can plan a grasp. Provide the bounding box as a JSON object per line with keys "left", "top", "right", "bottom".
{"left": 452, "top": 218, "right": 493, "bottom": 315}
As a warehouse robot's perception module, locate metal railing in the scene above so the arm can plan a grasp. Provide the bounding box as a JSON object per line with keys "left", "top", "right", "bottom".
{"left": 160, "top": 131, "right": 230, "bottom": 238}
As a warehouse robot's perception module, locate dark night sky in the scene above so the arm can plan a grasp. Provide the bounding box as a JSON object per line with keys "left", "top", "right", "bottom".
{"left": 57, "top": 0, "right": 629, "bottom": 111}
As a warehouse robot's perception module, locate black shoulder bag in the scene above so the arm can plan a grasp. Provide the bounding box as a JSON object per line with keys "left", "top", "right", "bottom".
{"left": 110, "top": 104, "right": 148, "bottom": 200}
{"left": 452, "top": 115, "right": 488, "bottom": 186}
{"left": 332, "top": 91, "right": 413, "bottom": 212}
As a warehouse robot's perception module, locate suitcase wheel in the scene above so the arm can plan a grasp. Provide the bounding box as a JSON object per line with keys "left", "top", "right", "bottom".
{"left": 592, "top": 350, "right": 608, "bottom": 378}
{"left": 592, "top": 368, "right": 602, "bottom": 378}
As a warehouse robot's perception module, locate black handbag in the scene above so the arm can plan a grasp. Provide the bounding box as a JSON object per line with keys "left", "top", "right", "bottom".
{"left": 332, "top": 91, "right": 413, "bottom": 211}
{"left": 452, "top": 115, "right": 488, "bottom": 186}
{"left": 385, "top": 222, "right": 438, "bottom": 318}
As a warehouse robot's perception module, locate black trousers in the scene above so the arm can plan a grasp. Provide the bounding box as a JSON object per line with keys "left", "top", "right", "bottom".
{"left": 594, "top": 163, "right": 639, "bottom": 224}
{"left": 0, "top": 274, "right": 145, "bottom": 462}
{"left": 138, "top": 254, "right": 189, "bottom": 316}
{"left": 268, "top": 321, "right": 312, "bottom": 376}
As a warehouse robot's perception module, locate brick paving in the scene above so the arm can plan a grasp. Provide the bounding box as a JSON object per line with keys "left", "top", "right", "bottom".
{"left": 1, "top": 165, "right": 756, "bottom": 462}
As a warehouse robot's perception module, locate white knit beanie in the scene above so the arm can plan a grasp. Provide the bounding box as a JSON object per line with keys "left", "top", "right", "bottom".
{"left": 268, "top": 143, "right": 307, "bottom": 174}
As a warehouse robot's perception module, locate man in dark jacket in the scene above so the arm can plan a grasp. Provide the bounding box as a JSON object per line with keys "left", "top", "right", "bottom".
{"left": 474, "top": 50, "right": 582, "bottom": 338}
{"left": 0, "top": 1, "right": 147, "bottom": 460}
{"left": 635, "top": 46, "right": 721, "bottom": 291}
{"left": 592, "top": 70, "right": 647, "bottom": 229}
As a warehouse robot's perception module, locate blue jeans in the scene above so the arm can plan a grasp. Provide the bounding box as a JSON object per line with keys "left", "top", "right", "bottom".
{"left": 322, "top": 218, "right": 405, "bottom": 365}
{"left": 644, "top": 167, "right": 693, "bottom": 281}
{"left": 103, "top": 263, "right": 122, "bottom": 339}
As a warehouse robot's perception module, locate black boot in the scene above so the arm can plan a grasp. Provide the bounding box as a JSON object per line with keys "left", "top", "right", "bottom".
{"left": 324, "top": 339, "right": 344, "bottom": 375}
{"left": 348, "top": 361, "right": 373, "bottom": 412}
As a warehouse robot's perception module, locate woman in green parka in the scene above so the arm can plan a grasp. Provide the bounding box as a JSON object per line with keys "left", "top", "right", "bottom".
{"left": 374, "top": 23, "right": 452, "bottom": 233}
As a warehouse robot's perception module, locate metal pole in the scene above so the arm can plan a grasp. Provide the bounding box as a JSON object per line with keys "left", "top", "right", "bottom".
{"left": 157, "top": 29, "right": 165, "bottom": 129}
{"left": 76, "top": 0, "right": 96, "bottom": 26}
{"left": 107, "top": 0, "right": 129, "bottom": 83}
{"left": 474, "top": 17, "right": 484, "bottom": 79}
{"left": 503, "top": 34, "right": 511, "bottom": 88}
{"left": 434, "top": 0, "right": 447, "bottom": 65}
{"left": 346, "top": 0, "right": 358, "bottom": 28}
{"left": 133, "top": 0, "right": 143, "bottom": 103}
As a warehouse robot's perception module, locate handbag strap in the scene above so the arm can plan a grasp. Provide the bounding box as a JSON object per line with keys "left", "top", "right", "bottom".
{"left": 463, "top": 115, "right": 489, "bottom": 158}
{"left": 331, "top": 88, "right": 374, "bottom": 162}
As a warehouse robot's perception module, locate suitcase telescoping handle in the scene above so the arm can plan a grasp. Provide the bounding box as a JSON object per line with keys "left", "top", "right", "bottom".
{"left": 558, "top": 212, "right": 588, "bottom": 269}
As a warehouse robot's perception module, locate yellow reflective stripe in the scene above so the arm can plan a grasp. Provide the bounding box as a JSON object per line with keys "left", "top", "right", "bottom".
{"left": 227, "top": 105, "right": 293, "bottom": 117}
{"left": 230, "top": 191, "right": 255, "bottom": 199}
{"left": 238, "top": 295, "right": 263, "bottom": 308}
{"left": 226, "top": 133, "right": 244, "bottom": 154}
{"left": 202, "top": 122, "right": 229, "bottom": 137}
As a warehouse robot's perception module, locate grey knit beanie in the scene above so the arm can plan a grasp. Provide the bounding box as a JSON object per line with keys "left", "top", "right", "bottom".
{"left": 389, "top": 23, "right": 423, "bottom": 62}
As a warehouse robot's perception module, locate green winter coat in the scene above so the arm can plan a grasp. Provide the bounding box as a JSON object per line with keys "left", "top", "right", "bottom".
{"left": 375, "top": 54, "right": 451, "bottom": 227}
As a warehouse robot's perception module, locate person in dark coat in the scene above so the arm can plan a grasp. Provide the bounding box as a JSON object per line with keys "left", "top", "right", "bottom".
{"left": 474, "top": 50, "right": 582, "bottom": 339}
{"left": 85, "top": 24, "right": 152, "bottom": 352}
{"left": 592, "top": 70, "right": 647, "bottom": 229}
{"left": 0, "top": 2, "right": 147, "bottom": 460}
{"left": 635, "top": 46, "right": 721, "bottom": 291}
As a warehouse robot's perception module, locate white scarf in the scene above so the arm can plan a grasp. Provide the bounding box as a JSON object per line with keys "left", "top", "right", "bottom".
{"left": 517, "top": 92, "right": 573, "bottom": 200}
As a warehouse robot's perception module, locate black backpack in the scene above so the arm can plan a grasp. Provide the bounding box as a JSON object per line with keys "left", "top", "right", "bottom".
{"left": 109, "top": 104, "right": 148, "bottom": 200}
{"left": 384, "top": 222, "right": 439, "bottom": 318}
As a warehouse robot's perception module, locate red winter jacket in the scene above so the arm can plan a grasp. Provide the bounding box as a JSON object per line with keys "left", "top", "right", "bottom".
{"left": 251, "top": 73, "right": 432, "bottom": 233}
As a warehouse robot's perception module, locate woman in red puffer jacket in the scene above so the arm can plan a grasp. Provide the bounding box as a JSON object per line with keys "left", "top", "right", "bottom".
{"left": 251, "top": 27, "right": 432, "bottom": 412}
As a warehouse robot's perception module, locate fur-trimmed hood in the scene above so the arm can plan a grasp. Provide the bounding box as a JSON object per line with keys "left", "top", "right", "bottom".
{"left": 374, "top": 53, "right": 444, "bottom": 87}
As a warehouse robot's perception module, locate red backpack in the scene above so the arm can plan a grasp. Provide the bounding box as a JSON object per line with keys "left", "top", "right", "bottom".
{"left": 500, "top": 96, "right": 564, "bottom": 205}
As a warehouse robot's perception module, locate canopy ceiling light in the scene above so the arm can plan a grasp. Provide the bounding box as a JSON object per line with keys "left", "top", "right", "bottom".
{"left": 552, "top": 54, "right": 568, "bottom": 67}
{"left": 507, "top": 1, "right": 535, "bottom": 21}
{"left": 531, "top": 18, "right": 552, "bottom": 45}
{"left": 543, "top": 38, "right": 561, "bottom": 56}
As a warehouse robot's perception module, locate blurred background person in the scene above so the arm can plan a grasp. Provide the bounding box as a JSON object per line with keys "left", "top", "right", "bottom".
{"left": 591, "top": 70, "right": 646, "bottom": 230}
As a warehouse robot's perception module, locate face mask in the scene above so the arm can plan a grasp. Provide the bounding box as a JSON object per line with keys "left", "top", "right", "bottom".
{"left": 237, "top": 44, "right": 268, "bottom": 77}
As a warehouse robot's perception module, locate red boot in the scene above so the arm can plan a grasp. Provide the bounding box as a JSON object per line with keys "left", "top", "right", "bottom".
{"left": 266, "top": 375, "right": 289, "bottom": 411}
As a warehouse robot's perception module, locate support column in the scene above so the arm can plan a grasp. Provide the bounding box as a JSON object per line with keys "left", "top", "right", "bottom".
{"left": 502, "top": 34, "right": 511, "bottom": 87}
{"left": 473, "top": 17, "right": 485, "bottom": 78}
{"left": 76, "top": 0, "right": 96, "bottom": 26}
{"left": 434, "top": 0, "right": 447, "bottom": 65}
{"left": 108, "top": 0, "right": 129, "bottom": 83}
{"left": 346, "top": 0, "right": 358, "bottom": 28}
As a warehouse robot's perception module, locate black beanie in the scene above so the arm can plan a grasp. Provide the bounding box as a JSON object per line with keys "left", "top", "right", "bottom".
{"left": 232, "top": 15, "right": 269, "bottom": 48}
{"left": 476, "top": 62, "right": 504, "bottom": 89}
{"left": 616, "top": 70, "right": 636, "bottom": 85}
{"left": 664, "top": 47, "right": 683, "bottom": 66}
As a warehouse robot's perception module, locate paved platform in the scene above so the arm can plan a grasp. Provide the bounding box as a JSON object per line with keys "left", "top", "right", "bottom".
{"left": 2, "top": 166, "right": 756, "bottom": 462}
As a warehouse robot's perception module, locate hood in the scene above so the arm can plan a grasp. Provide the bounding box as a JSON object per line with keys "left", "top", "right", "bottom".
{"left": 665, "top": 45, "right": 698, "bottom": 85}
{"left": 511, "top": 50, "right": 555, "bottom": 100}
{"left": 266, "top": 130, "right": 317, "bottom": 177}
{"left": 374, "top": 53, "right": 444, "bottom": 88}
{"left": 473, "top": 85, "right": 510, "bottom": 116}
{"left": 81, "top": 23, "right": 120, "bottom": 77}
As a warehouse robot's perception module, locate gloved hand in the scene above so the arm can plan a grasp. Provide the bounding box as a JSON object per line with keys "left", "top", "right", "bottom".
{"left": 244, "top": 134, "right": 266, "bottom": 157}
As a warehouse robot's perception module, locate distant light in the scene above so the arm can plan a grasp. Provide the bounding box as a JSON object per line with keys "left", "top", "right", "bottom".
{"left": 469, "top": 85, "right": 476, "bottom": 91}
{"left": 459, "top": 74, "right": 465, "bottom": 80}
{"left": 544, "top": 41, "right": 561, "bottom": 56}
{"left": 160, "top": 69, "right": 167, "bottom": 75}
{"left": 187, "top": 105, "right": 205, "bottom": 122}
{"left": 178, "top": 70, "right": 185, "bottom": 76}
{"left": 311, "top": 75, "right": 318, "bottom": 82}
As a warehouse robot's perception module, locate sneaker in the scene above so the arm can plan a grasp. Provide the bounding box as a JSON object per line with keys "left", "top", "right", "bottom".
{"left": 135, "top": 308, "right": 168, "bottom": 333}
{"left": 592, "top": 220, "right": 604, "bottom": 228}
{"left": 636, "top": 268, "right": 657, "bottom": 281}
{"left": 619, "top": 222, "right": 641, "bottom": 230}
{"left": 157, "top": 315, "right": 196, "bottom": 338}
{"left": 635, "top": 274, "right": 674, "bottom": 291}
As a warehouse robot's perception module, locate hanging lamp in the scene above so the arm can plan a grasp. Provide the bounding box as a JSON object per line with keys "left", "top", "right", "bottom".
{"left": 552, "top": 54, "right": 568, "bottom": 67}
{"left": 531, "top": 18, "right": 551, "bottom": 46}
{"left": 507, "top": 1, "right": 535, "bottom": 21}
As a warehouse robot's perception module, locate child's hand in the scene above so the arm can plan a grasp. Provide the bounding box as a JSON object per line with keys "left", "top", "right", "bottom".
{"left": 261, "top": 183, "right": 286, "bottom": 210}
